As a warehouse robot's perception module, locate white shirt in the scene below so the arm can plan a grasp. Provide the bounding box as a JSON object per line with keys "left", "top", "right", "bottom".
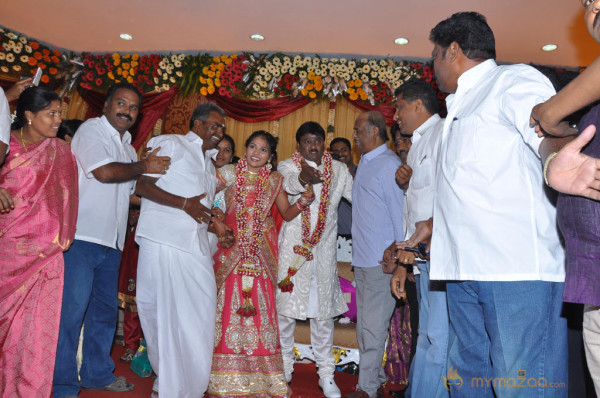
{"left": 0, "top": 88, "right": 11, "bottom": 153}
{"left": 430, "top": 60, "right": 565, "bottom": 282}
{"left": 403, "top": 114, "right": 444, "bottom": 275}
{"left": 136, "top": 132, "right": 218, "bottom": 255}
{"left": 71, "top": 116, "right": 137, "bottom": 250}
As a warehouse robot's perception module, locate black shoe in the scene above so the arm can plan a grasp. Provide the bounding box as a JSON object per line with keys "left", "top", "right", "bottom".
{"left": 388, "top": 388, "right": 406, "bottom": 398}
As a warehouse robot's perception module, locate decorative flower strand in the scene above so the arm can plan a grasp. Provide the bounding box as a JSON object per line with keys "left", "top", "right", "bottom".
{"left": 278, "top": 150, "right": 333, "bottom": 293}
{"left": 233, "top": 157, "right": 271, "bottom": 317}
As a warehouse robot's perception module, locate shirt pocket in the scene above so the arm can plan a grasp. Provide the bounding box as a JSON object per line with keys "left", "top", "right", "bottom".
{"left": 445, "top": 116, "right": 480, "bottom": 165}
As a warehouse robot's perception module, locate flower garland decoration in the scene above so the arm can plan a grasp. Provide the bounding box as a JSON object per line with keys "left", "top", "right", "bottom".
{"left": 278, "top": 151, "right": 333, "bottom": 293}
{"left": 233, "top": 157, "right": 271, "bottom": 317}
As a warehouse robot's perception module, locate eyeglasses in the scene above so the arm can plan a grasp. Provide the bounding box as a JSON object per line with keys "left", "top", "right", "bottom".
{"left": 582, "top": 0, "right": 596, "bottom": 9}
{"left": 208, "top": 123, "right": 226, "bottom": 134}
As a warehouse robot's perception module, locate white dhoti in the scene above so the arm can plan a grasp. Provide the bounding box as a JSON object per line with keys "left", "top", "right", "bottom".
{"left": 137, "top": 237, "right": 217, "bottom": 398}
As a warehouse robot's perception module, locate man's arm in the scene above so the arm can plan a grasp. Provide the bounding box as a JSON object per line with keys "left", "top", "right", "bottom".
{"left": 135, "top": 175, "right": 212, "bottom": 224}
{"left": 92, "top": 147, "right": 170, "bottom": 183}
{"left": 531, "top": 56, "right": 600, "bottom": 137}
{"left": 0, "top": 142, "right": 7, "bottom": 165}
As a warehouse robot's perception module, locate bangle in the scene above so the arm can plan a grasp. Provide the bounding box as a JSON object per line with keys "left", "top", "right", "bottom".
{"left": 296, "top": 201, "right": 306, "bottom": 211}
{"left": 298, "top": 175, "right": 308, "bottom": 185}
{"left": 181, "top": 197, "right": 187, "bottom": 210}
{"left": 543, "top": 152, "right": 558, "bottom": 187}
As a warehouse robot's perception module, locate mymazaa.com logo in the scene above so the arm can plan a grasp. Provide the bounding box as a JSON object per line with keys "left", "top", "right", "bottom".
{"left": 442, "top": 367, "right": 566, "bottom": 390}
{"left": 443, "top": 367, "right": 463, "bottom": 391}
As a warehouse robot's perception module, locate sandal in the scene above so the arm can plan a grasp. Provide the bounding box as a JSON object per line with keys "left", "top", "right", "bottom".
{"left": 120, "top": 348, "right": 136, "bottom": 363}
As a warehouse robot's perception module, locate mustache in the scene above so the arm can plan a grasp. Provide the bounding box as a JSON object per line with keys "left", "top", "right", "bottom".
{"left": 116, "top": 113, "right": 133, "bottom": 122}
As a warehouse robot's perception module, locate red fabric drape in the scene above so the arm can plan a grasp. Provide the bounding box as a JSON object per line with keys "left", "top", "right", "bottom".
{"left": 77, "top": 86, "right": 178, "bottom": 150}
{"left": 344, "top": 95, "right": 396, "bottom": 126}
{"left": 207, "top": 93, "right": 311, "bottom": 123}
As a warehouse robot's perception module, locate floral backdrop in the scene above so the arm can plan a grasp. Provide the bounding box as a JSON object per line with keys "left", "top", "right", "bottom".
{"left": 0, "top": 25, "right": 581, "bottom": 109}
{"left": 0, "top": 26, "right": 443, "bottom": 106}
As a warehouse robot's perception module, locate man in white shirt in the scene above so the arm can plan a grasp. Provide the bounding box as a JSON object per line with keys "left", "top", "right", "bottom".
{"left": 390, "top": 79, "right": 447, "bottom": 398}
{"left": 53, "top": 83, "right": 170, "bottom": 397}
{"left": 134, "top": 102, "right": 233, "bottom": 397}
{"left": 426, "top": 12, "right": 569, "bottom": 396}
{"left": 277, "top": 121, "right": 353, "bottom": 398}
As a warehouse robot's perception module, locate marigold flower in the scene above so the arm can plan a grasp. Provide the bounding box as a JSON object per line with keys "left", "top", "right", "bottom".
{"left": 127, "top": 76, "right": 133, "bottom": 83}
{"left": 301, "top": 88, "right": 308, "bottom": 96}
{"left": 41, "top": 75, "right": 50, "bottom": 84}
{"left": 207, "top": 85, "right": 215, "bottom": 94}
{"left": 200, "top": 87, "right": 208, "bottom": 96}
{"left": 309, "top": 91, "right": 317, "bottom": 99}
{"left": 30, "top": 41, "right": 39, "bottom": 50}
{"left": 49, "top": 67, "right": 58, "bottom": 75}
{"left": 12, "top": 65, "right": 21, "bottom": 72}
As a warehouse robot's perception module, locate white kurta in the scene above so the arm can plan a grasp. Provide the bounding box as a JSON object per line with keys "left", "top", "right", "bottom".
{"left": 136, "top": 132, "right": 218, "bottom": 398}
{"left": 276, "top": 157, "right": 353, "bottom": 320}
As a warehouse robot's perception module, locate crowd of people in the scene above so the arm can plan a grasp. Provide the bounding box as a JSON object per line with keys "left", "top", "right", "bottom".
{"left": 1, "top": 5, "right": 600, "bottom": 398}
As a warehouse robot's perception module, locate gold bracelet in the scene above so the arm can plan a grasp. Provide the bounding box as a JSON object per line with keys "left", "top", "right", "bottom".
{"left": 298, "top": 175, "right": 308, "bottom": 185}
{"left": 543, "top": 152, "right": 558, "bottom": 187}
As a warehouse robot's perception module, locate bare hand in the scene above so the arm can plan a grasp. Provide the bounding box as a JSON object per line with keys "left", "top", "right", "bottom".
{"left": 182, "top": 193, "right": 211, "bottom": 224}
{"left": 379, "top": 243, "right": 398, "bottom": 274}
{"left": 547, "top": 125, "right": 600, "bottom": 200}
{"left": 211, "top": 207, "right": 225, "bottom": 222}
{"left": 407, "top": 273, "right": 416, "bottom": 283}
{"left": 300, "top": 185, "right": 315, "bottom": 204}
{"left": 144, "top": 147, "right": 171, "bottom": 174}
{"left": 141, "top": 146, "right": 151, "bottom": 160}
{"left": 299, "top": 159, "right": 322, "bottom": 185}
{"left": 395, "top": 164, "right": 413, "bottom": 189}
{"left": 0, "top": 187, "right": 14, "bottom": 213}
{"left": 390, "top": 264, "right": 407, "bottom": 299}
{"left": 5, "top": 78, "right": 32, "bottom": 102}
{"left": 212, "top": 217, "right": 235, "bottom": 248}
{"left": 530, "top": 103, "right": 577, "bottom": 138}
{"left": 395, "top": 247, "right": 417, "bottom": 265}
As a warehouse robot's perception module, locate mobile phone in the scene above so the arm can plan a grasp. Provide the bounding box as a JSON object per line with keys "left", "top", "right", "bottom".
{"left": 32, "top": 67, "right": 42, "bottom": 86}
{"left": 403, "top": 242, "right": 429, "bottom": 257}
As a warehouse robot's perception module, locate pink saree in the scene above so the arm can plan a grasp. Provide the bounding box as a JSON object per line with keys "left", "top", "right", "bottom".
{"left": 207, "top": 171, "right": 290, "bottom": 398}
{"left": 0, "top": 135, "right": 78, "bottom": 397}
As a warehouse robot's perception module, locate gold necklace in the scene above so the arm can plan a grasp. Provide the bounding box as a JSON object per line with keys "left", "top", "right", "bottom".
{"left": 20, "top": 128, "right": 28, "bottom": 152}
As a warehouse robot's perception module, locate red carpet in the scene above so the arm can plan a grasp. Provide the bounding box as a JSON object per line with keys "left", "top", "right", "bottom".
{"left": 79, "top": 345, "right": 406, "bottom": 397}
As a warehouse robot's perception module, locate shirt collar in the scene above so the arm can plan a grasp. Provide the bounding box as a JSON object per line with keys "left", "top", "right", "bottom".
{"left": 456, "top": 59, "right": 496, "bottom": 95}
{"left": 185, "top": 131, "right": 219, "bottom": 160}
{"left": 413, "top": 114, "right": 442, "bottom": 138}
{"left": 100, "top": 115, "right": 132, "bottom": 144}
{"left": 362, "top": 143, "right": 388, "bottom": 162}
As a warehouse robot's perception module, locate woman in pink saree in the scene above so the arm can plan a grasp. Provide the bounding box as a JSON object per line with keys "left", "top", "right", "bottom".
{"left": 0, "top": 87, "right": 78, "bottom": 397}
{"left": 206, "top": 131, "right": 313, "bottom": 397}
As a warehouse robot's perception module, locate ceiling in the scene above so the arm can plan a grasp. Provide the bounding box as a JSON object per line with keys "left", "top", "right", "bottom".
{"left": 1, "top": 0, "right": 598, "bottom": 68}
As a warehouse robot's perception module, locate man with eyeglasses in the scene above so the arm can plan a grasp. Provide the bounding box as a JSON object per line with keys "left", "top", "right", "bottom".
{"left": 134, "top": 102, "right": 234, "bottom": 397}
{"left": 530, "top": 0, "right": 600, "bottom": 394}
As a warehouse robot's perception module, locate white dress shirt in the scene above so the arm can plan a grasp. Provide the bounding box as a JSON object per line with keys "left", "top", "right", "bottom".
{"left": 430, "top": 59, "right": 565, "bottom": 282}
{"left": 403, "top": 114, "right": 444, "bottom": 275}
{"left": 71, "top": 115, "right": 137, "bottom": 250}
{"left": 136, "top": 132, "right": 218, "bottom": 255}
{"left": 0, "top": 88, "right": 11, "bottom": 154}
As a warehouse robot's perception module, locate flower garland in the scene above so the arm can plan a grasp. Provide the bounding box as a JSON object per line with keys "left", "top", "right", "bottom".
{"left": 234, "top": 157, "right": 271, "bottom": 317}
{"left": 278, "top": 150, "right": 333, "bottom": 293}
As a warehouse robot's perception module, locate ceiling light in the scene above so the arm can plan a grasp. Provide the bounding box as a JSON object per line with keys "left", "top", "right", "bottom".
{"left": 120, "top": 33, "right": 133, "bottom": 41}
{"left": 250, "top": 34, "right": 265, "bottom": 41}
{"left": 541, "top": 43, "right": 558, "bottom": 52}
{"left": 394, "top": 37, "right": 409, "bottom": 45}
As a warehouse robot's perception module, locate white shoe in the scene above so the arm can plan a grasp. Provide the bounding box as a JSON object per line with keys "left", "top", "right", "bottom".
{"left": 319, "top": 377, "right": 341, "bottom": 398}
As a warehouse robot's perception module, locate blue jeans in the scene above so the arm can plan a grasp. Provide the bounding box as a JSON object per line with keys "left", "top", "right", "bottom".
{"left": 53, "top": 239, "right": 122, "bottom": 398}
{"left": 446, "top": 280, "right": 568, "bottom": 398}
{"left": 406, "top": 261, "right": 450, "bottom": 398}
